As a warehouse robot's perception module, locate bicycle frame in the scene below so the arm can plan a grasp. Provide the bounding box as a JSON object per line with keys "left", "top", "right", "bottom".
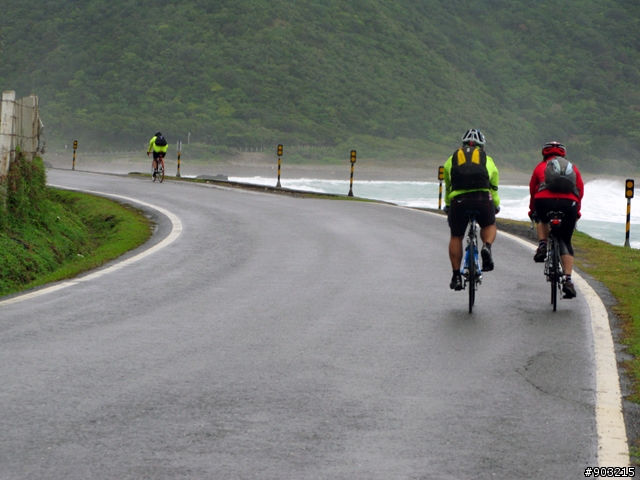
{"left": 461, "top": 212, "right": 482, "bottom": 313}
{"left": 152, "top": 153, "right": 165, "bottom": 183}
{"left": 544, "top": 211, "right": 565, "bottom": 311}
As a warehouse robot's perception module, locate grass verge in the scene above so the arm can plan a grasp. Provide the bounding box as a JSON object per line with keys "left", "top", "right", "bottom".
{"left": 0, "top": 187, "right": 151, "bottom": 298}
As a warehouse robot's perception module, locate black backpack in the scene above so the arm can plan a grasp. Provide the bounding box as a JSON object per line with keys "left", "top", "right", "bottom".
{"left": 155, "top": 135, "right": 168, "bottom": 147}
{"left": 450, "top": 146, "right": 491, "bottom": 191}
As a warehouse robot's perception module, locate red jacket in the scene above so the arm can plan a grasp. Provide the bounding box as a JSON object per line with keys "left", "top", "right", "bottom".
{"left": 528, "top": 158, "right": 584, "bottom": 217}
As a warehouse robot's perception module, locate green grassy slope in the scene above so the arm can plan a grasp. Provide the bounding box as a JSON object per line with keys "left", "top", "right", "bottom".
{"left": 0, "top": 156, "right": 151, "bottom": 297}
{"left": 2, "top": 0, "right": 640, "bottom": 171}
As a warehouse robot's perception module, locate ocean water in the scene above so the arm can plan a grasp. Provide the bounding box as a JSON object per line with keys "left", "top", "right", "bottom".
{"left": 229, "top": 176, "right": 640, "bottom": 249}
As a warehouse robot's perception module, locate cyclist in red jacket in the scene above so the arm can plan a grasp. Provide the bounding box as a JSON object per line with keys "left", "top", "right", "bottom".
{"left": 528, "top": 141, "right": 584, "bottom": 298}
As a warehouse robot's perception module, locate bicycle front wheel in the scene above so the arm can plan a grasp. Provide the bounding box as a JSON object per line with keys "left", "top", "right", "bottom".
{"left": 468, "top": 242, "right": 476, "bottom": 314}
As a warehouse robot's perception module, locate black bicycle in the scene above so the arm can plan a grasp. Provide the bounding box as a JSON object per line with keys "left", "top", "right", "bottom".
{"left": 152, "top": 154, "right": 165, "bottom": 183}
{"left": 544, "top": 211, "right": 564, "bottom": 311}
{"left": 461, "top": 211, "right": 483, "bottom": 313}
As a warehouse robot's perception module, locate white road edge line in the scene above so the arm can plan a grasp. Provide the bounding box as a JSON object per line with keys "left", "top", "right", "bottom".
{"left": 0, "top": 186, "right": 183, "bottom": 308}
{"left": 412, "top": 207, "right": 629, "bottom": 466}
{"left": 500, "top": 230, "right": 629, "bottom": 467}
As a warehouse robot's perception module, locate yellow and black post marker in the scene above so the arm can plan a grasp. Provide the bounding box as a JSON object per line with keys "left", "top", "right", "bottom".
{"left": 438, "top": 165, "right": 444, "bottom": 209}
{"left": 72, "top": 140, "right": 78, "bottom": 170}
{"left": 348, "top": 150, "right": 356, "bottom": 197}
{"left": 176, "top": 140, "right": 182, "bottom": 178}
{"left": 276, "top": 144, "right": 283, "bottom": 188}
{"left": 625, "top": 178, "right": 634, "bottom": 247}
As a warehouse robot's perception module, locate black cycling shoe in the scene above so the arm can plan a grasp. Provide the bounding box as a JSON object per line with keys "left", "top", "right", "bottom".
{"left": 562, "top": 280, "right": 577, "bottom": 299}
{"left": 481, "top": 245, "right": 494, "bottom": 272}
{"left": 449, "top": 273, "right": 463, "bottom": 291}
{"left": 533, "top": 244, "right": 547, "bottom": 263}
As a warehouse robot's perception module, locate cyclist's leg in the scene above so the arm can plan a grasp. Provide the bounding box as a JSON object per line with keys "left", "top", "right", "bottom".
{"left": 447, "top": 198, "right": 467, "bottom": 270}
{"left": 533, "top": 198, "right": 553, "bottom": 261}
{"left": 449, "top": 234, "right": 464, "bottom": 290}
{"left": 534, "top": 199, "right": 552, "bottom": 239}
{"left": 474, "top": 197, "right": 496, "bottom": 271}
{"left": 478, "top": 224, "right": 495, "bottom": 271}
{"left": 560, "top": 246, "right": 576, "bottom": 298}
{"left": 537, "top": 221, "right": 551, "bottom": 242}
{"left": 448, "top": 235, "right": 464, "bottom": 271}
{"left": 558, "top": 200, "right": 578, "bottom": 276}
{"left": 479, "top": 224, "right": 496, "bottom": 246}
{"left": 152, "top": 151, "right": 159, "bottom": 171}
{"left": 447, "top": 198, "right": 466, "bottom": 290}
{"left": 558, "top": 232, "right": 574, "bottom": 276}
{"left": 159, "top": 152, "right": 166, "bottom": 171}
{"left": 560, "top": 253, "right": 574, "bottom": 275}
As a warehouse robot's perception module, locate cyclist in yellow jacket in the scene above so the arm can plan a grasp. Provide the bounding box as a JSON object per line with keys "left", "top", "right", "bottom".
{"left": 147, "top": 132, "right": 168, "bottom": 178}
{"left": 443, "top": 129, "right": 500, "bottom": 290}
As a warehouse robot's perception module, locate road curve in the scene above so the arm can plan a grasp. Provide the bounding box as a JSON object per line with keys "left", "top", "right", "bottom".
{"left": 0, "top": 169, "right": 624, "bottom": 479}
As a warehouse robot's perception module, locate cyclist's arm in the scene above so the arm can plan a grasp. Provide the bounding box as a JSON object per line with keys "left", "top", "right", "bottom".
{"left": 574, "top": 166, "right": 585, "bottom": 218}
{"left": 575, "top": 167, "right": 585, "bottom": 200}
{"left": 486, "top": 156, "right": 500, "bottom": 208}
{"left": 443, "top": 156, "right": 453, "bottom": 206}
{"left": 148, "top": 137, "right": 156, "bottom": 153}
{"left": 528, "top": 162, "right": 544, "bottom": 216}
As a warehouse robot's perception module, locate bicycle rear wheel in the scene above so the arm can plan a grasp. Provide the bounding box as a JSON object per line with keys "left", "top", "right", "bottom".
{"left": 468, "top": 241, "right": 476, "bottom": 313}
{"left": 157, "top": 164, "right": 164, "bottom": 183}
{"left": 550, "top": 238, "right": 559, "bottom": 311}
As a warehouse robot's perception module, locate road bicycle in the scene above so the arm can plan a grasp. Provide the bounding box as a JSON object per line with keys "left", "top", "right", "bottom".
{"left": 461, "top": 211, "right": 482, "bottom": 313}
{"left": 544, "top": 211, "right": 565, "bottom": 311}
{"left": 152, "top": 154, "right": 165, "bottom": 183}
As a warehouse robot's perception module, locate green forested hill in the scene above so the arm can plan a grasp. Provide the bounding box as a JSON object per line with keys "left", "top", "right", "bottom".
{"left": 2, "top": 0, "right": 640, "bottom": 171}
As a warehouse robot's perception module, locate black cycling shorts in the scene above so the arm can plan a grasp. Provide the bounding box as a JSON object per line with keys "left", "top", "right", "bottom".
{"left": 534, "top": 197, "right": 579, "bottom": 256}
{"left": 448, "top": 191, "right": 496, "bottom": 237}
{"left": 152, "top": 151, "right": 166, "bottom": 161}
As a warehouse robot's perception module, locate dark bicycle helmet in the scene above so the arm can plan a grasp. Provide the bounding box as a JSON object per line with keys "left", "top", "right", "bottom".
{"left": 155, "top": 131, "right": 162, "bottom": 137}
{"left": 542, "top": 141, "right": 566, "bottom": 158}
{"left": 461, "top": 128, "right": 486, "bottom": 147}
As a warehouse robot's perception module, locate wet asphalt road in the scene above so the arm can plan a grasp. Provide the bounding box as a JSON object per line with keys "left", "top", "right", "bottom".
{"left": 0, "top": 169, "right": 597, "bottom": 479}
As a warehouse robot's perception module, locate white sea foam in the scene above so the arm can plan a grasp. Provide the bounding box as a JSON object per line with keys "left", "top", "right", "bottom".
{"left": 230, "top": 176, "right": 640, "bottom": 248}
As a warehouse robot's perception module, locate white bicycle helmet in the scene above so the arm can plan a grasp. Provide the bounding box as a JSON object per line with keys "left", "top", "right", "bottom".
{"left": 461, "top": 129, "right": 486, "bottom": 146}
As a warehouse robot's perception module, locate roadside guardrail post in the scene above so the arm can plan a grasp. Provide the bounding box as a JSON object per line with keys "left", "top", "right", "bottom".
{"left": 276, "top": 144, "right": 283, "bottom": 188}
{"left": 625, "top": 178, "right": 634, "bottom": 247}
{"left": 438, "top": 165, "right": 444, "bottom": 209}
{"left": 72, "top": 140, "right": 77, "bottom": 170}
{"left": 348, "top": 150, "right": 356, "bottom": 197}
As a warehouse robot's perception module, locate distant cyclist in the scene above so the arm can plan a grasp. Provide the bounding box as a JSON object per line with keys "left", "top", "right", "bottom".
{"left": 528, "top": 141, "right": 584, "bottom": 298}
{"left": 444, "top": 129, "right": 500, "bottom": 291}
{"left": 147, "top": 132, "right": 168, "bottom": 178}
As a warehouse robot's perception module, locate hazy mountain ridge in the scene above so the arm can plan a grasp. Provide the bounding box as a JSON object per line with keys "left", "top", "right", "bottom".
{"left": 2, "top": 0, "right": 640, "bottom": 171}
